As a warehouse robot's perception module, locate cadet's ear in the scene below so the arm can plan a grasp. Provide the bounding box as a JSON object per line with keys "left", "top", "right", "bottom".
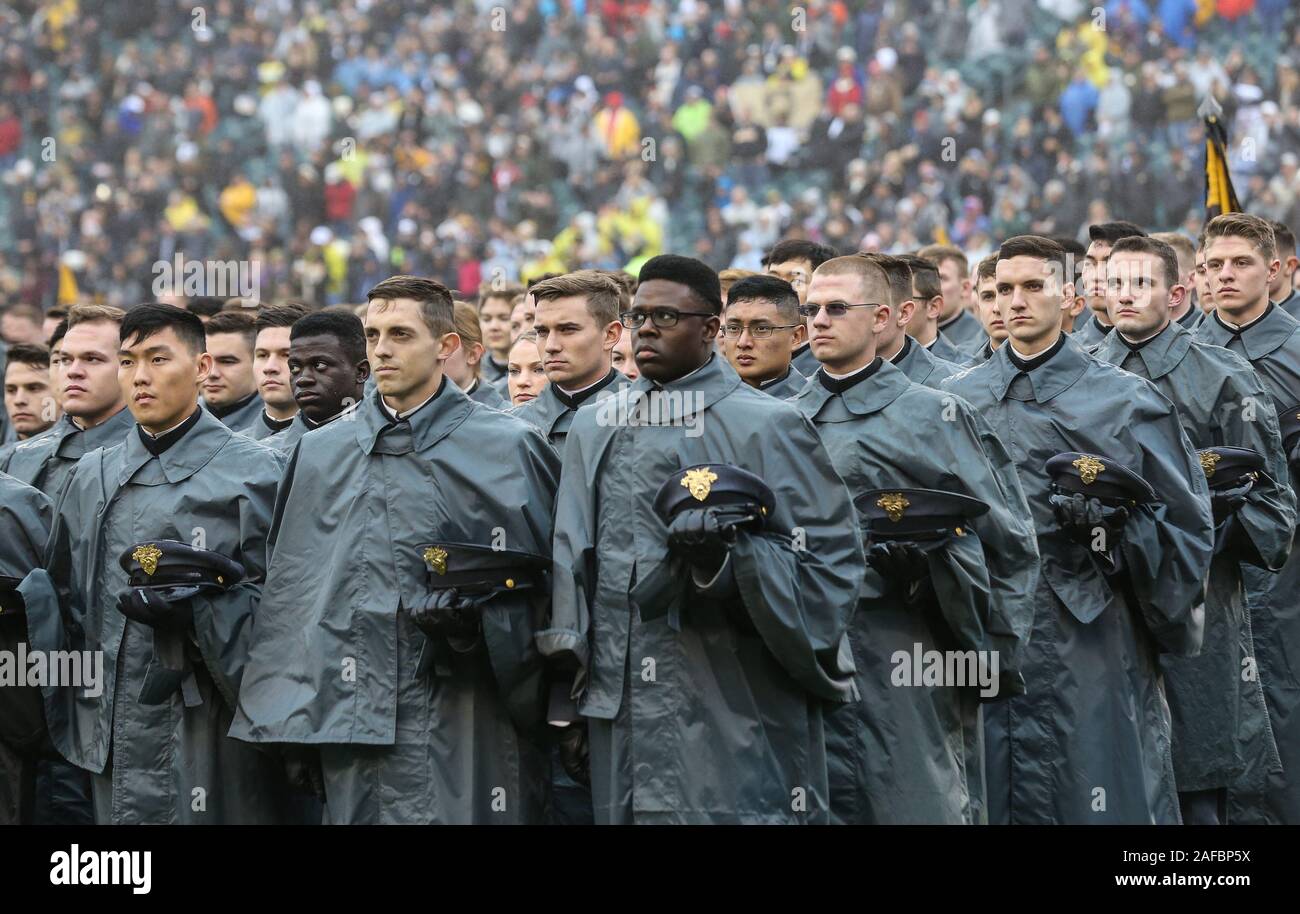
{"left": 927, "top": 295, "right": 943, "bottom": 320}
{"left": 603, "top": 320, "right": 622, "bottom": 353}
{"left": 355, "top": 358, "right": 371, "bottom": 383}
{"left": 1060, "top": 281, "right": 1076, "bottom": 313}
{"left": 872, "top": 303, "right": 892, "bottom": 334}
{"left": 790, "top": 322, "right": 807, "bottom": 348}
{"left": 702, "top": 313, "right": 720, "bottom": 342}
{"left": 196, "top": 351, "right": 213, "bottom": 382}
{"left": 1168, "top": 283, "right": 1188, "bottom": 312}
{"left": 437, "top": 331, "right": 461, "bottom": 361}
{"left": 895, "top": 298, "right": 916, "bottom": 328}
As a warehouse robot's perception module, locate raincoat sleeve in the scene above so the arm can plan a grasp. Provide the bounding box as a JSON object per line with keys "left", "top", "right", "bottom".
{"left": 926, "top": 403, "right": 1040, "bottom": 679}
{"left": 1219, "top": 381, "right": 1296, "bottom": 571}
{"left": 0, "top": 472, "right": 51, "bottom": 576}
{"left": 479, "top": 428, "right": 560, "bottom": 730}
{"left": 188, "top": 446, "right": 286, "bottom": 709}
{"left": 1116, "top": 391, "right": 1215, "bottom": 657}
{"left": 535, "top": 424, "right": 598, "bottom": 700}
{"left": 726, "top": 412, "right": 863, "bottom": 702}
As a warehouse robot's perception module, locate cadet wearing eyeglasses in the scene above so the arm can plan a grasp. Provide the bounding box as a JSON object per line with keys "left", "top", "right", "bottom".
{"left": 719, "top": 275, "right": 808, "bottom": 399}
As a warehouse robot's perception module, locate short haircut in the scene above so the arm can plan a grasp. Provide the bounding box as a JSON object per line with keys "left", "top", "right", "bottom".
{"left": 638, "top": 254, "right": 724, "bottom": 314}
{"left": 917, "top": 244, "right": 969, "bottom": 278}
{"left": 599, "top": 270, "right": 636, "bottom": 310}
{"left": 477, "top": 282, "right": 526, "bottom": 310}
{"left": 898, "top": 253, "right": 942, "bottom": 300}
{"left": 48, "top": 319, "right": 69, "bottom": 349}
{"left": 254, "top": 302, "right": 311, "bottom": 336}
{"left": 762, "top": 238, "right": 838, "bottom": 270}
{"left": 66, "top": 303, "right": 125, "bottom": 330}
{"left": 1050, "top": 235, "right": 1088, "bottom": 282}
{"left": 975, "top": 254, "right": 998, "bottom": 285}
{"left": 725, "top": 274, "right": 800, "bottom": 322}
{"left": 998, "top": 235, "right": 1070, "bottom": 284}
{"left": 1088, "top": 221, "right": 1148, "bottom": 245}
{"left": 526, "top": 272, "right": 563, "bottom": 289}
{"left": 120, "top": 302, "right": 207, "bottom": 353}
{"left": 290, "top": 309, "right": 367, "bottom": 364}
{"left": 859, "top": 253, "right": 913, "bottom": 308}
{"left": 529, "top": 270, "right": 622, "bottom": 326}
{"left": 186, "top": 296, "right": 227, "bottom": 318}
{"left": 2, "top": 303, "right": 43, "bottom": 326}
{"left": 813, "top": 254, "right": 891, "bottom": 303}
{"left": 4, "top": 342, "right": 50, "bottom": 372}
{"left": 1270, "top": 221, "right": 1296, "bottom": 258}
{"left": 1109, "top": 236, "right": 1181, "bottom": 288}
{"left": 719, "top": 267, "right": 758, "bottom": 285}
{"left": 204, "top": 309, "right": 257, "bottom": 348}
{"left": 366, "top": 275, "right": 455, "bottom": 337}
{"left": 1151, "top": 232, "right": 1196, "bottom": 275}
{"left": 1204, "top": 213, "right": 1278, "bottom": 259}
{"left": 46, "top": 306, "right": 68, "bottom": 321}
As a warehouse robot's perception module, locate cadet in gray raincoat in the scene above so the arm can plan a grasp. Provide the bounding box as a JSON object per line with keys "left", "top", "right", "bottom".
{"left": 794, "top": 255, "right": 1038, "bottom": 825}
{"left": 1195, "top": 224, "right": 1300, "bottom": 824}
{"left": 794, "top": 360, "right": 1038, "bottom": 824}
{"left": 539, "top": 256, "right": 863, "bottom": 824}
{"left": 19, "top": 305, "right": 289, "bottom": 824}
{"left": 0, "top": 472, "right": 51, "bottom": 824}
{"left": 1095, "top": 236, "right": 1296, "bottom": 823}
{"left": 231, "top": 277, "right": 560, "bottom": 824}
{"left": 944, "top": 236, "right": 1214, "bottom": 824}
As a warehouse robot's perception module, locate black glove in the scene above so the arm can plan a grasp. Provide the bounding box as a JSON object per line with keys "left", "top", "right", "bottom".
{"left": 409, "top": 587, "right": 481, "bottom": 641}
{"left": 1049, "top": 492, "right": 1129, "bottom": 549}
{"left": 555, "top": 722, "right": 590, "bottom": 787}
{"left": 115, "top": 587, "right": 192, "bottom": 631}
{"left": 865, "top": 540, "right": 929, "bottom": 583}
{"left": 1210, "top": 480, "right": 1253, "bottom": 525}
{"left": 865, "top": 541, "right": 932, "bottom": 605}
{"left": 281, "top": 745, "right": 325, "bottom": 802}
{"left": 666, "top": 507, "right": 742, "bottom": 578}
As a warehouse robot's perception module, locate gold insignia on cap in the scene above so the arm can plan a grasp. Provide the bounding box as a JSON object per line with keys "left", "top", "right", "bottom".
{"left": 1072, "top": 455, "right": 1106, "bottom": 485}
{"left": 681, "top": 467, "right": 719, "bottom": 502}
{"left": 423, "top": 546, "right": 448, "bottom": 575}
{"left": 877, "top": 492, "right": 910, "bottom": 523}
{"left": 133, "top": 544, "right": 163, "bottom": 577}
{"left": 1199, "top": 450, "right": 1221, "bottom": 479}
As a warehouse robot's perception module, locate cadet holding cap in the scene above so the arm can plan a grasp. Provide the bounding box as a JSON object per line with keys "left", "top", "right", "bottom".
{"left": 539, "top": 254, "right": 863, "bottom": 824}
{"left": 18, "top": 304, "right": 291, "bottom": 825}
{"left": 793, "top": 254, "right": 1039, "bottom": 826}
{"left": 943, "top": 235, "right": 1214, "bottom": 825}
{"left": 1193, "top": 213, "right": 1300, "bottom": 824}
{"left": 230, "top": 276, "right": 560, "bottom": 824}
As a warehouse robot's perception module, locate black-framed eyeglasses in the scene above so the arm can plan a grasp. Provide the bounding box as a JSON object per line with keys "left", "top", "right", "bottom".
{"left": 719, "top": 321, "right": 802, "bottom": 339}
{"left": 797, "top": 301, "right": 883, "bottom": 318}
{"left": 620, "top": 308, "right": 717, "bottom": 330}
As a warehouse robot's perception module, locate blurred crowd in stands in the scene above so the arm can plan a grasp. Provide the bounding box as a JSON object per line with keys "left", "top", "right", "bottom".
{"left": 0, "top": 0, "right": 1298, "bottom": 313}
